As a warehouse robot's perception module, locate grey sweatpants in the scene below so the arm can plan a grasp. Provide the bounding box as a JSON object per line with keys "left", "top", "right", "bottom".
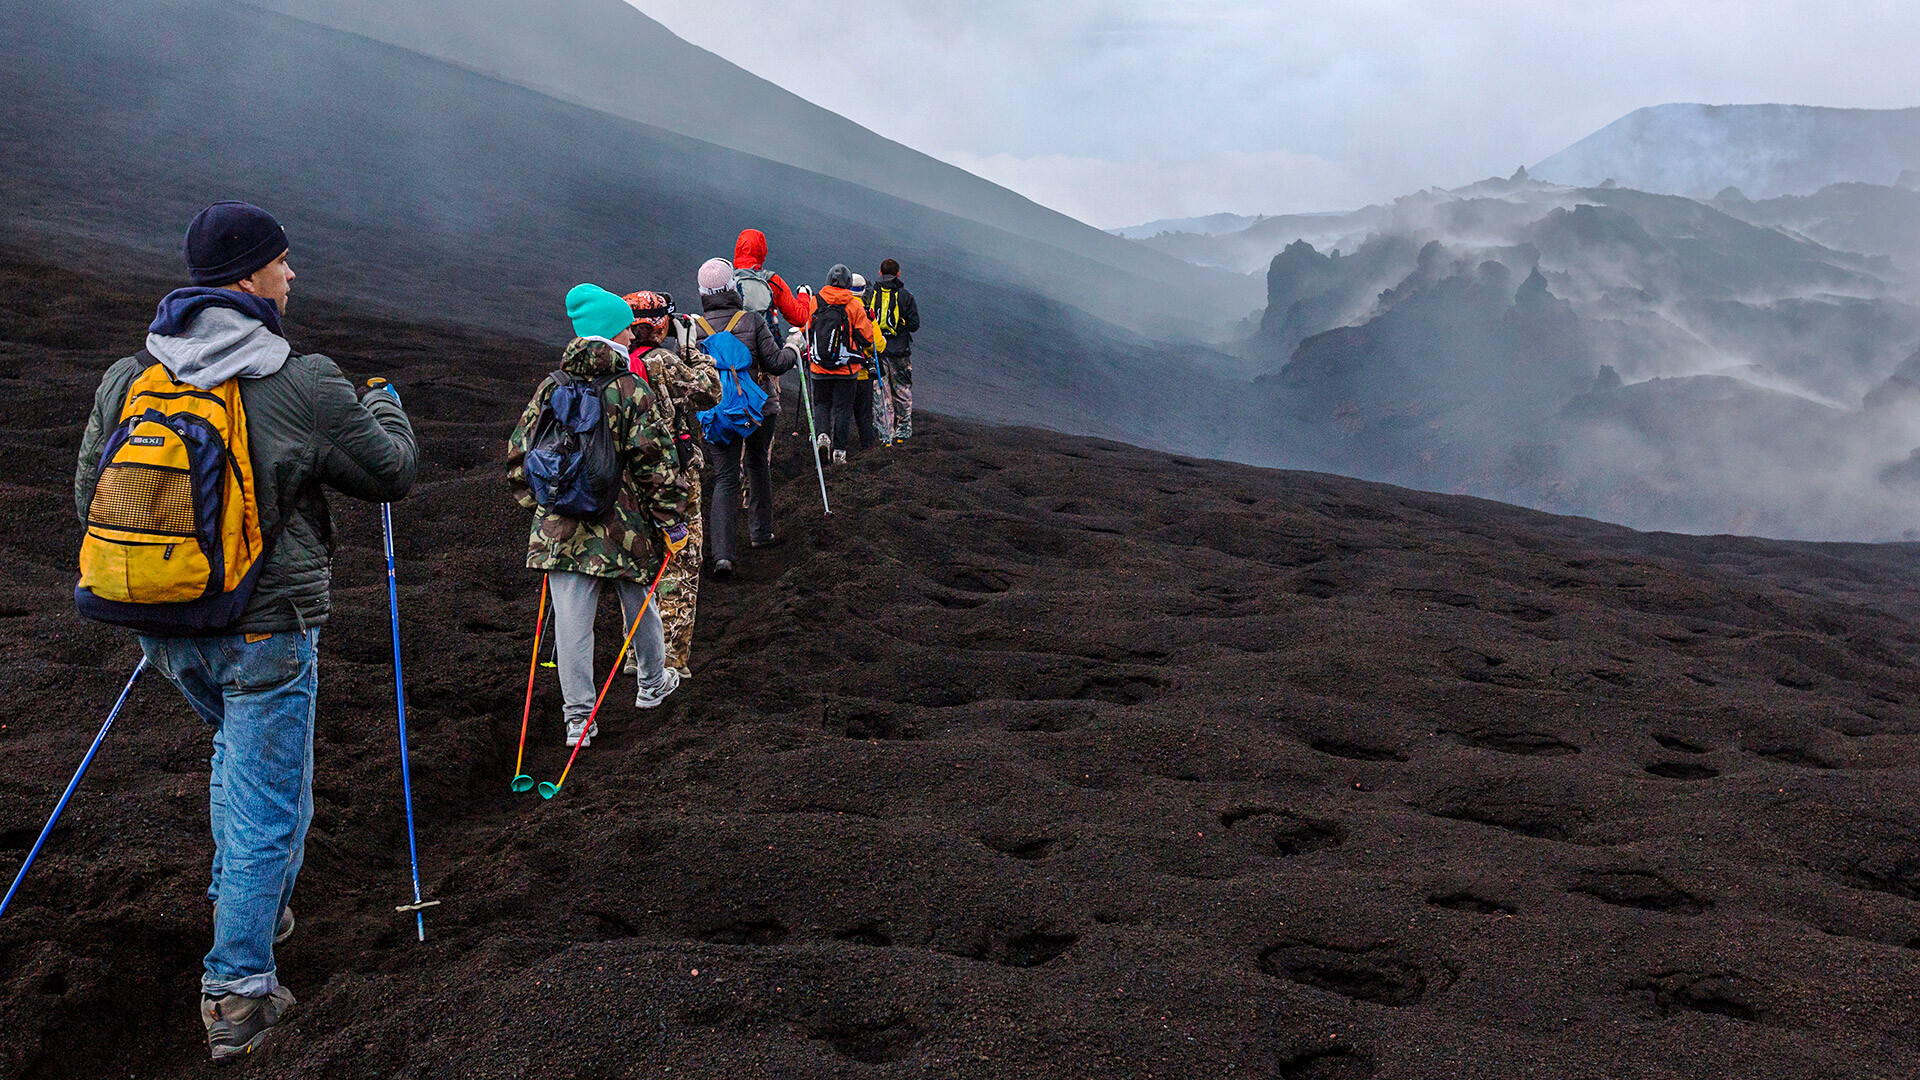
{"left": 547, "top": 570, "right": 667, "bottom": 724}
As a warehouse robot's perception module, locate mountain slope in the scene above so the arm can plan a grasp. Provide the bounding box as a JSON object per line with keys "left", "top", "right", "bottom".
{"left": 1533, "top": 104, "right": 1920, "bottom": 200}
{"left": 7, "top": 251, "right": 1920, "bottom": 1077}
{"left": 1719, "top": 181, "right": 1920, "bottom": 273}
{"left": 245, "top": 0, "right": 1263, "bottom": 329}
{"left": 0, "top": 0, "right": 1279, "bottom": 461}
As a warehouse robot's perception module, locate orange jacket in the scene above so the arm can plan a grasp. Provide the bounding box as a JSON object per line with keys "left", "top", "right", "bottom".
{"left": 807, "top": 287, "right": 886, "bottom": 376}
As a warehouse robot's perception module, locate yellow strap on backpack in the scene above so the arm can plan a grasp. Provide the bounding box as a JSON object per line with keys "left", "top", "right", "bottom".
{"left": 693, "top": 312, "right": 747, "bottom": 337}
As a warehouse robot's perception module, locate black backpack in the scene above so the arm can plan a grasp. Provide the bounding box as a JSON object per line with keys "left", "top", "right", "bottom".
{"left": 525, "top": 371, "right": 622, "bottom": 518}
{"left": 810, "top": 302, "right": 864, "bottom": 371}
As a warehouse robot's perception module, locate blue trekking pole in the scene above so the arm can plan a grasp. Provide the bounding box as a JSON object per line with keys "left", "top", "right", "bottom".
{"left": 381, "top": 499, "right": 436, "bottom": 940}
{"left": 378, "top": 499, "right": 435, "bottom": 937}
{"left": 0, "top": 658, "right": 147, "bottom": 920}
{"left": 366, "top": 377, "right": 435, "bottom": 939}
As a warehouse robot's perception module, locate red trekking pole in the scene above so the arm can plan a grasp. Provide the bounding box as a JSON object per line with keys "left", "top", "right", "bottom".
{"left": 510, "top": 576, "right": 549, "bottom": 794}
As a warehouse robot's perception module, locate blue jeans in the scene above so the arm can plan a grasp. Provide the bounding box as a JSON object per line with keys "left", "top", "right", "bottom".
{"left": 139, "top": 630, "right": 318, "bottom": 998}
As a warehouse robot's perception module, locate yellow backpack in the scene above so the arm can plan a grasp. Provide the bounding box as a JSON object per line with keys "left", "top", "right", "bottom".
{"left": 870, "top": 286, "right": 903, "bottom": 337}
{"left": 76, "top": 353, "right": 268, "bottom": 634}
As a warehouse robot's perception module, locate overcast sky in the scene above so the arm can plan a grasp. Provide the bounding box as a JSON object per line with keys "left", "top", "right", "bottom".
{"left": 634, "top": 1, "right": 1920, "bottom": 229}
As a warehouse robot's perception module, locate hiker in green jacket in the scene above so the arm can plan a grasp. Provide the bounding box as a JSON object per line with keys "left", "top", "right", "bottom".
{"left": 505, "top": 285, "right": 693, "bottom": 749}
{"left": 74, "top": 202, "right": 417, "bottom": 1062}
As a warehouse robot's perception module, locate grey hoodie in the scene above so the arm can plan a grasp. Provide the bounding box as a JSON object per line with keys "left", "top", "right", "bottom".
{"left": 145, "top": 305, "right": 291, "bottom": 389}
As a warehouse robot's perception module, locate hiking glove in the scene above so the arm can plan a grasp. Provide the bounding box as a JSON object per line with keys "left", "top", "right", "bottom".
{"left": 364, "top": 378, "right": 402, "bottom": 405}
{"left": 662, "top": 522, "right": 690, "bottom": 555}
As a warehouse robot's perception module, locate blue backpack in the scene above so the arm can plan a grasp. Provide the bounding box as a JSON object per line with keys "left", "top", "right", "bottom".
{"left": 695, "top": 312, "right": 769, "bottom": 446}
{"left": 526, "top": 370, "right": 623, "bottom": 518}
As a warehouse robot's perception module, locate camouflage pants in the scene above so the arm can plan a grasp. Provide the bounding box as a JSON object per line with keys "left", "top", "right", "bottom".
{"left": 658, "top": 474, "right": 703, "bottom": 674}
{"left": 878, "top": 355, "right": 912, "bottom": 441}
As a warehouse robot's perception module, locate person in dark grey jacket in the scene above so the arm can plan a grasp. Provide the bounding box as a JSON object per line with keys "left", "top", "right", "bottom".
{"left": 692, "top": 258, "right": 797, "bottom": 575}
{"left": 72, "top": 202, "right": 416, "bottom": 1063}
{"left": 866, "top": 258, "right": 921, "bottom": 441}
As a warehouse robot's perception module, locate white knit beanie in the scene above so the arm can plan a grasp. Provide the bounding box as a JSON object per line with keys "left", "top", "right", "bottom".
{"left": 698, "top": 258, "right": 734, "bottom": 295}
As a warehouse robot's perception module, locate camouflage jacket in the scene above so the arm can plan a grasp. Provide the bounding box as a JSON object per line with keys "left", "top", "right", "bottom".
{"left": 505, "top": 338, "right": 692, "bottom": 580}
{"left": 633, "top": 332, "right": 721, "bottom": 474}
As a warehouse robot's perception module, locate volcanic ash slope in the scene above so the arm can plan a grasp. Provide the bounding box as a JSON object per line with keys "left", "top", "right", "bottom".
{"left": 4, "top": 258, "right": 1920, "bottom": 1076}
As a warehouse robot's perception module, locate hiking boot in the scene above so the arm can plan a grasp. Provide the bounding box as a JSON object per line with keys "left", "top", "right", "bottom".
{"left": 635, "top": 667, "right": 681, "bottom": 709}
{"left": 202, "top": 986, "right": 295, "bottom": 1064}
{"left": 711, "top": 559, "right": 734, "bottom": 579}
{"left": 750, "top": 534, "right": 783, "bottom": 550}
{"left": 814, "top": 433, "right": 832, "bottom": 456}
{"left": 831, "top": 450, "right": 847, "bottom": 466}
{"left": 565, "top": 718, "right": 598, "bottom": 747}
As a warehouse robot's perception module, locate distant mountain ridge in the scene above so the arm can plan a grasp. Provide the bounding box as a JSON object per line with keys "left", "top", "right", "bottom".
{"left": 247, "top": 0, "right": 1262, "bottom": 332}
{"left": 1124, "top": 105, "right": 1920, "bottom": 278}
{"left": 1109, "top": 213, "right": 1267, "bottom": 240}
{"left": 1532, "top": 103, "right": 1920, "bottom": 200}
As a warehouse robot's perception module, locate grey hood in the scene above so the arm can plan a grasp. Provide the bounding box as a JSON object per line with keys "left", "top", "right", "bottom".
{"left": 145, "top": 306, "right": 292, "bottom": 389}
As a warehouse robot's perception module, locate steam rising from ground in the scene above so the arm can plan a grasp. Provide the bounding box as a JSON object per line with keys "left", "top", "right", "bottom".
{"left": 1240, "top": 174, "right": 1920, "bottom": 540}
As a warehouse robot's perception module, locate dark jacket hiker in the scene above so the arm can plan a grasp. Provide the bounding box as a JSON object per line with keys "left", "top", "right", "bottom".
{"left": 866, "top": 270, "right": 920, "bottom": 359}
{"left": 72, "top": 201, "right": 417, "bottom": 1063}
{"left": 76, "top": 309, "right": 417, "bottom": 635}
{"left": 697, "top": 277, "right": 799, "bottom": 569}
{"left": 865, "top": 259, "right": 921, "bottom": 442}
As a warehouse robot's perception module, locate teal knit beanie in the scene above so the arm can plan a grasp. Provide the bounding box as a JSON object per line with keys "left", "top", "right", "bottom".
{"left": 566, "top": 283, "right": 635, "bottom": 340}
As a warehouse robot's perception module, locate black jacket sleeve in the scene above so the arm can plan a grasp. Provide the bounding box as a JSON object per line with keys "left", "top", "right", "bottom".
{"left": 900, "top": 287, "right": 921, "bottom": 335}
{"left": 760, "top": 314, "right": 799, "bottom": 376}
{"left": 746, "top": 311, "right": 781, "bottom": 372}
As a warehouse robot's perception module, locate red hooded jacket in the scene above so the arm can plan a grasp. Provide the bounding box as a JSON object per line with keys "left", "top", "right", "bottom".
{"left": 733, "top": 229, "right": 813, "bottom": 330}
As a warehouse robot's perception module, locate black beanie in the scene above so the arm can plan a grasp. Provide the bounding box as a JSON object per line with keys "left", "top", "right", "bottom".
{"left": 185, "top": 202, "right": 289, "bottom": 286}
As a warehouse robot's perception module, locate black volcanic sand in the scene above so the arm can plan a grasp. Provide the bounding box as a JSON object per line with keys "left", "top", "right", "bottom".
{"left": 6, "top": 253, "right": 1920, "bottom": 1079}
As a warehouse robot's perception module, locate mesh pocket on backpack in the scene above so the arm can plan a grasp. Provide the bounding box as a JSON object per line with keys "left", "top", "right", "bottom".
{"left": 89, "top": 463, "right": 197, "bottom": 536}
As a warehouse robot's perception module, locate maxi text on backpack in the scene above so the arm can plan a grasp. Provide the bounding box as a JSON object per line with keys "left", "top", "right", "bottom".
{"left": 695, "top": 312, "right": 768, "bottom": 445}
{"left": 525, "top": 371, "right": 623, "bottom": 518}
{"left": 76, "top": 352, "right": 271, "bottom": 634}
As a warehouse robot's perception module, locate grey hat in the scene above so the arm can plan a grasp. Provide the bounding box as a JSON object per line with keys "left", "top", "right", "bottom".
{"left": 826, "top": 264, "right": 853, "bottom": 290}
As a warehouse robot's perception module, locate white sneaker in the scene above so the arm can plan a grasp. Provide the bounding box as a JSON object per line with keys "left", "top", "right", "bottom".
{"left": 565, "top": 718, "right": 598, "bottom": 747}
{"left": 831, "top": 450, "right": 847, "bottom": 466}
{"left": 815, "top": 433, "right": 832, "bottom": 454}
{"left": 635, "top": 667, "right": 681, "bottom": 709}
